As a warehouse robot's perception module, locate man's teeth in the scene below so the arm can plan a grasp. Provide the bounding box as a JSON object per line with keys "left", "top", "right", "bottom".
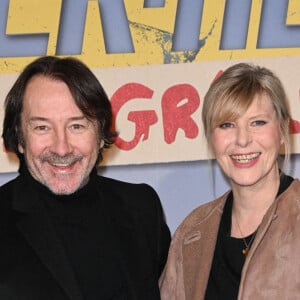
{"left": 52, "top": 163, "right": 71, "bottom": 167}
{"left": 231, "top": 153, "right": 260, "bottom": 163}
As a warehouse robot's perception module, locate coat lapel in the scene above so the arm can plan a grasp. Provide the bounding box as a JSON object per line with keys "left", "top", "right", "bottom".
{"left": 12, "top": 178, "right": 83, "bottom": 300}
{"left": 181, "top": 197, "right": 226, "bottom": 300}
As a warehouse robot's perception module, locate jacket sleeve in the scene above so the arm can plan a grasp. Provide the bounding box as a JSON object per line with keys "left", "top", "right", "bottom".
{"left": 159, "top": 226, "right": 186, "bottom": 300}
{"left": 155, "top": 190, "right": 171, "bottom": 276}
{"left": 141, "top": 183, "right": 171, "bottom": 277}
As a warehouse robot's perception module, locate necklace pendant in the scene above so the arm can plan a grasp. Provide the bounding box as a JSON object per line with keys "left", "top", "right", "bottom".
{"left": 242, "top": 248, "right": 249, "bottom": 256}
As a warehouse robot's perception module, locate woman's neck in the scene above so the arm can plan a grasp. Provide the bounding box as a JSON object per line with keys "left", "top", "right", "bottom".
{"left": 230, "top": 171, "right": 280, "bottom": 237}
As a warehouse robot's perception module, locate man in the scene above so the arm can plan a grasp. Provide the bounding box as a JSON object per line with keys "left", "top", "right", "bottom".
{"left": 0, "top": 56, "right": 171, "bottom": 300}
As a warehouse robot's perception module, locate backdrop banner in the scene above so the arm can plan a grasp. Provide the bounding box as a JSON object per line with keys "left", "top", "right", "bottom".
{"left": 1, "top": 0, "right": 300, "bottom": 172}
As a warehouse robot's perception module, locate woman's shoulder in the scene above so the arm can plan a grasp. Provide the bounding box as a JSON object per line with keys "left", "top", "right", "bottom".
{"left": 281, "top": 177, "right": 300, "bottom": 200}
{"left": 173, "top": 192, "right": 229, "bottom": 237}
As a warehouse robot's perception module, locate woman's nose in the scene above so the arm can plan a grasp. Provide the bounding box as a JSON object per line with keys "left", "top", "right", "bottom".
{"left": 235, "top": 126, "right": 252, "bottom": 147}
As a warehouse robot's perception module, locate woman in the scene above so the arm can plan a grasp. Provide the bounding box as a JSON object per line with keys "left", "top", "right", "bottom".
{"left": 160, "top": 63, "right": 300, "bottom": 299}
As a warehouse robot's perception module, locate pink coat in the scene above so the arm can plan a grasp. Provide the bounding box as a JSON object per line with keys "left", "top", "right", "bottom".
{"left": 160, "top": 179, "right": 300, "bottom": 300}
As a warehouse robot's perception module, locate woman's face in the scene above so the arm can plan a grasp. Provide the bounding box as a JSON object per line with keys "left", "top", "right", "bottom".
{"left": 210, "top": 94, "right": 283, "bottom": 189}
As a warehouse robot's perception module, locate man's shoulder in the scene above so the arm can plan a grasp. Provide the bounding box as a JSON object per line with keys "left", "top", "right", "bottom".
{"left": 0, "top": 176, "right": 21, "bottom": 222}
{"left": 96, "top": 174, "right": 157, "bottom": 195}
{"left": 95, "top": 174, "right": 160, "bottom": 208}
{"left": 0, "top": 175, "right": 20, "bottom": 197}
{"left": 95, "top": 175, "right": 166, "bottom": 233}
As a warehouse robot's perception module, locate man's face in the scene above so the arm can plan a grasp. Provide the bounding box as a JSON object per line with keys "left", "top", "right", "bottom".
{"left": 19, "top": 75, "right": 101, "bottom": 195}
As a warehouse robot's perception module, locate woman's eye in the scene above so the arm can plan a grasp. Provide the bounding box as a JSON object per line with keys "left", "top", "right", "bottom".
{"left": 252, "top": 120, "right": 266, "bottom": 126}
{"left": 219, "top": 122, "right": 233, "bottom": 128}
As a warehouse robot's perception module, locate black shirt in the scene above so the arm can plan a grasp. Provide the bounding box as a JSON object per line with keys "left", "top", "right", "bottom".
{"left": 23, "top": 167, "right": 127, "bottom": 300}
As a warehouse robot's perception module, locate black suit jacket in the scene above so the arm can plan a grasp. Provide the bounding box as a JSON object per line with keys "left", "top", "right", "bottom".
{"left": 0, "top": 172, "right": 171, "bottom": 300}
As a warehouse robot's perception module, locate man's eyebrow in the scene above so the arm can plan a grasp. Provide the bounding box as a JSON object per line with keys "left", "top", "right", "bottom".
{"left": 27, "top": 117, "right": 49, "bottom": 123}
{"left": 69, "top": 116, "right": 88, "bottom": 121}
{"left": 27, "top": 116, "right": 87, "bottom": 122}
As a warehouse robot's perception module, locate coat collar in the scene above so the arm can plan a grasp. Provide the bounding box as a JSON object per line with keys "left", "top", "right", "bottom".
{"left": 238, "top": 181, "right": 291, "bottom": 297}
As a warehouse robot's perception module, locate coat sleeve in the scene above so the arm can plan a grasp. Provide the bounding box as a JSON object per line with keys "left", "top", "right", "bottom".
{"left": 140, "top": 183, "right": 171, "bottom": 277}
{"left": 155, "top": 189, "right": 171, "bottom": 276}
{"left": 159, "top": 225, "right": 186, "bottom": 300}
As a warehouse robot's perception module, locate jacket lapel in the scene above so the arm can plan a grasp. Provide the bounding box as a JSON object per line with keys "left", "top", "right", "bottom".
{"left": 238, "top": 190, "right": 280, "bottom": 299}
{"left": 181, "top": 197, "right": 226, "bottom": 300}
{"left": 12, "top": 178, "right": 83, "bottom": 300}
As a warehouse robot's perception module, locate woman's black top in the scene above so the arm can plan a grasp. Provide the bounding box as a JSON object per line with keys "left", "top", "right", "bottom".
{"left": 204, "top": 174, "right": 294, "bottom": 300}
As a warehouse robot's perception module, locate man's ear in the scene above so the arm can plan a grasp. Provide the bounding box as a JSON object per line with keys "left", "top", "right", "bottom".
{"left": 18, "top": 144, "right": 24, "bottom": 154}
{"left": 16, "top": 126, "right": 25, "bottom": 153}
{"left": 100, "top": 140, "right": 104, "bottom": 149}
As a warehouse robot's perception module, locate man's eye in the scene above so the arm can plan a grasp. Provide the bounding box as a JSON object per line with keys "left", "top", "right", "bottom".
{"left": 72, "top": 124, "right": 83, "bottom": 129}
{"left": 34, "top": 125, "right": 48, "bottom": 131}
{"left": 70, "top": 124, "right": 86, "bottom": 131}
{"left": 31, "top": 125, "right": 50, "bottom": 134}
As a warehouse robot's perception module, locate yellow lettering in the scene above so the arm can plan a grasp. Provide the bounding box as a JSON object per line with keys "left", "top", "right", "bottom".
{"left": 81, "top": 0, "right": 180, "bottom": 67}
{"left": 80, "top": 0, "right": 106, "bottom": 65}
{"left": 1, "top": 0, "right": 300, "bottom": 74}
{"left": 195, "top": 0, "right": 226, "bottom": 61}
{"left": 286, "top": 0, "right": 300, "bottom": 25}
{"left": 196, "top": 0, "right": 300, "bottom": 61}
{"left": 6, "top": 0, "right": 62, "bottom": 55}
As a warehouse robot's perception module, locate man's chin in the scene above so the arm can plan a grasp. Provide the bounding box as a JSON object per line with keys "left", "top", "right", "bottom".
{"left": 46, "top": 181, "right": 81, "bottom": 195}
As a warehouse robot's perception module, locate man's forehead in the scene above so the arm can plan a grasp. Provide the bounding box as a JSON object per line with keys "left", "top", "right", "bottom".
{"left": 23, "top": 78, "right": 79, "bottom": 110}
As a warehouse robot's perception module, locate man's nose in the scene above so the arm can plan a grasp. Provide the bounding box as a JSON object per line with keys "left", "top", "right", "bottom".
{"left": 50, "top": 130, "right": 72, "bottom": 156}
